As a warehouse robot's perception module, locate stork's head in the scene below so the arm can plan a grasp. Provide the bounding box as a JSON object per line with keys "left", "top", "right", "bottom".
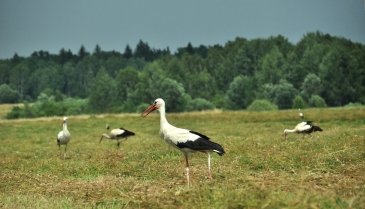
{"left": 61, "top": 117, "right": 68, "bottom": 128}
{"left": 142, "top": 98, "right": 165, "bottom": 117}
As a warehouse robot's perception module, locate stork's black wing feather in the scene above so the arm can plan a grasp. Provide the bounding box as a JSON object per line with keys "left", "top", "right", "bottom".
{"left": 189, "top": 130, "right": 210, "bottom": 140}
{"left": 176, "top": 131, "right": 225, "bottom": 156}
{"left": 117, "top": 128, "right": 135, "bottom": 137}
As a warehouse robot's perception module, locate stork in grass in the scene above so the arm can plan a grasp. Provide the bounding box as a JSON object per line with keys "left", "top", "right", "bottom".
{"left": 99, "top": 124, "right": 135, "bottom": 148}
{"left": 142, "top": 98, "right": 225, "bottom": 186}
{"left": 57, "top": 117, "right": 71, "bottom": 159}
{"left": 298, "top": 108, "right": 304, "bottom": 120}
{"left": 284, "top": 121, "right": 323, "bottom": 140}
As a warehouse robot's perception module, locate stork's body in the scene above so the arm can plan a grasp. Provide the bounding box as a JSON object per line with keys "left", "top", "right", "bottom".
{"left": 284, "top": 121, "right": 322, "bottom": 139}
{"left": 142, "top": 98, "right": 225, "bottom": 186}
{"left": 57, "top": 117, "right": 71, "bottom": 159}
{"left": 100, "top": 125, "right": 135, "bottom": 147}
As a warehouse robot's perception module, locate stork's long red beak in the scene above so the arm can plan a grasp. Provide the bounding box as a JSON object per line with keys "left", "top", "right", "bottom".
{"left": 142, "top": 104, "right": 157, "bottom": 117}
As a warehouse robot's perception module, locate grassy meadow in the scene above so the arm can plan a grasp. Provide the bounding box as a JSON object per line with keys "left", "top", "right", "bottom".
{"left": 0, "top": 106, "right": 364, "bottom": 208}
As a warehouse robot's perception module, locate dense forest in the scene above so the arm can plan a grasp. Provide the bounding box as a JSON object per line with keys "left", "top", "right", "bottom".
{"left": 0, "top": 31, "right": 364, "bottom": 118}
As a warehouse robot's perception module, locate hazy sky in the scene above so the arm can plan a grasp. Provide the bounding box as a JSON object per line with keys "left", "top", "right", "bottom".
{"left": 0, "top": 0, "right": 364, "bottom": 58}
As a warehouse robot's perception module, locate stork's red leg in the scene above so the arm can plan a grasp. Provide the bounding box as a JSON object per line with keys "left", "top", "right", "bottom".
{"left": 207, "top": 153, "right": 212, "bottom": 179}
{"left": 184, "top": 154, "right": 190, "bottom": 187}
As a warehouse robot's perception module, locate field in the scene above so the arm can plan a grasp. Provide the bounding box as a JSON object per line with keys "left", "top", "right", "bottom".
{"left": 0, "top": 106, "right": 364, "bottom": 208}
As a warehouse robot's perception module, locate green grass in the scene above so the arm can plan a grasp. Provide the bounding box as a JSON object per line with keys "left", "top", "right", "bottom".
{"left": 0, "top": 107, "right": 364, "bottom": 208}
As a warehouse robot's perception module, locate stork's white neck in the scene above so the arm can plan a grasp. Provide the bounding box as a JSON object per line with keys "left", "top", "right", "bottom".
{"left": 158, "top": 105, "right": 169, "bottom": 128}
{"left": 63, "top": 122, "right": 69, "bottom": 132}
{"left": 284, "top": 129, "right": 296, "bottom": 133}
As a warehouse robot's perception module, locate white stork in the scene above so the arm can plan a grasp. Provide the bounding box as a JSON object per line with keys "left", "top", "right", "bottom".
{"left": 284, "top": 121, "right": 323, "bottom": 139}
{"left": 298, "top": 109, "right": 304, "bottom": 120}
{"left": 142, "top": 98, "right": 225, "bottom": 186}
{"left": 57, "top": 117, "right": 71, "bottom": 159}
{"left": 99, "top": 124, "right": 135, "bottom": 148}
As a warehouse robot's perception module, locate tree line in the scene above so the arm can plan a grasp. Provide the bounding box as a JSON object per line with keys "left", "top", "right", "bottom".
{"left": 0, "top": 31, "right": 364, "bottom": 118}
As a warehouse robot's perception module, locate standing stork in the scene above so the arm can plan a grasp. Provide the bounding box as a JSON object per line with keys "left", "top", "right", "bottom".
{"left": 142, "top": 98, "right": 225, "bottom": 186}
{"left": 99, "top": 124, "right": 135, "bottom": 148}
{"left": 284, "top": 121, "right": 323, "bottom": 140}
{"left": 298, "top": 109, "right": 304, "bottom": 120}
{"left": 57, "top": 117, "right": 71, "bottom": 159}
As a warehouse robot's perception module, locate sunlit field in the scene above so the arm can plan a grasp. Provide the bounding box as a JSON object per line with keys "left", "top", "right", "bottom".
{"left": 0, "top": 106, "right": 364, "bottom": 208}
{"left": 0, "top": 103, "right": 21, "bottom": 119}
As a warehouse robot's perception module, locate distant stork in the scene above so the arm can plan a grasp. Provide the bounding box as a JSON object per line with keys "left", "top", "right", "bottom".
{"left": 142, "top": 98, "right": 225, "bottom": 186}
{"left": 284, "top": 121, "right": 323, "bottom": 140}
{"left": 57, "top": 117, "right": 71, "bottom": 159}
{"left": 99, "top": 124, "right": 135, "bottom": 148}
{"left": 298, "top": 109, "right": 304, "bottom": 120}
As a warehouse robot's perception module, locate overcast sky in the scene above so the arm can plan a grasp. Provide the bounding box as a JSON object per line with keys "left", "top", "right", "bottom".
{"left": 0, "top": 0, "right": 364, "bottom": 58}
